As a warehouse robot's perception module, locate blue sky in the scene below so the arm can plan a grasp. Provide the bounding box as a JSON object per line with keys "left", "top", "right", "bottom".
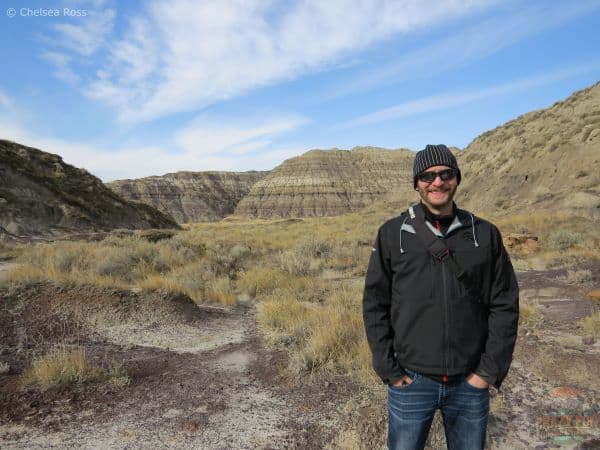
{"left": 1, "top": 0, "right": 599, "bottom": 181}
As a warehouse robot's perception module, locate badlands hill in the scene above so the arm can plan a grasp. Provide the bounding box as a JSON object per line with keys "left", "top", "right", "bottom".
{"left": 457, "top": 81, "right": 600, "bottom": 214}
{"left": 107, "top": 171, "right": 266, "bottom": 223}
{"left": 234, "top": 146, "right": 415, "bottom": 217}
{"left": 236, "top": 82, "right": 599, "bottom": 218}
{"left": 2, "top": 82, "right": 597, "bottom": 231}
{"left": 0, "top": 140, "right": 179, "bottom": 236}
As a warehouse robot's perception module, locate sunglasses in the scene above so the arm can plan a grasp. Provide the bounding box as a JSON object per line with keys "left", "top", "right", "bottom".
{"left": 417, "top": 168, "right": 457, "bottom": 183}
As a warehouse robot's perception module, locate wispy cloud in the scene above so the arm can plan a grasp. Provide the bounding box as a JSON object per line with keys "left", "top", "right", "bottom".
{"left": 326, "top": 1, "right": 600, "bottom": 99}
{"left": 40, "top": 52, "right": 80, "bottom": 85}
{"left": 174, "top": 114, "right": 309, "bottom": 156}
{"left": 49, "top": 7, "right": 116, "bottom": 56}
{"left": 339, "top": 63, "right": 600, "bottom": 128}
{"left": 79, "top": 0, "right": 496, "bottom": 123}
{"left": 0, "top": 89, "right": 12, "bottom": 110}
{"left": 40, "top": 1, "right": 116, "bottom": 84}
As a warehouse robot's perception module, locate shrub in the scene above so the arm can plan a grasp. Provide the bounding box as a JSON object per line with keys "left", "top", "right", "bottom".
{"left": 329, "top": 240, "right": 371, "bottom": 273}
{"left": 51, "top": 243, "right": 88, "bottom": 272}
{"left": 237, "top": 267, "right": 289, "bottom": 297}
{"left": 207, "top": 244, "right": 251, "bottom": 279}
{"left": 92, "top": 247, "right": 139, "bottom": 280}
{"left": 561, "top": 269, "right": 594, "bottom": 285}
{"left": 581, "top": 311, "right": 600, "bottom": 338}
{"left": 276, "top": 250, "right": 320, "bottom": 276}
{"left": 91, "top": 238, "right": 168, "bottom": 281}
{"left": 22, "top": 344, "right": 129, "bottom": 392}
{"left": 257, "top": 295, "right": 313, "bottom": 344}
{"left": 290, "top": 285, "right": 366, "bottom": 376}
{"left": 171, "top": 262, "right": 208, "bottom": 301}
{"left": 519, "top": 299, "right": 544, "bottom": 329}
{"left": 162, "top": 234, "right": 206, "bottom": 264}
{"left": 298, "top": 236, "right": 333, "bottom": 259}
{"left": 204, "top": 276, "right": 237, "bottom": 306}
{"left": 546, "top": 230, "right": 583, "bottom": 251}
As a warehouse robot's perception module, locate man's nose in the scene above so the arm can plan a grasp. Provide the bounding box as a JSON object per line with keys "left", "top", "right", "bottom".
{"left": 432, "top": 175, "right": 444, "bottom": 186}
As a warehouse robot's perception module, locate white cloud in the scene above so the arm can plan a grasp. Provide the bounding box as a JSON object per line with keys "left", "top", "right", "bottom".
{"left": 50, "top": 8, "right": 116, "bottom": 56}
{"left": 174, "top": 114, "right": 309, "bottom": 156}
{"left": 81, "top": 0, "right": 496, "bottom": 122}
{"left": 340, "top": 63, "right": 600, "bottom": 127}
{"left": 0, "top": 112, "right": 309, "bottom": 181}
{"left": 326, "top": 1, "right": 600, "bottom": 99}
{"left": 41, "top": 51, "right": 80, "bottom": 85}
{"left": 40, "top": 2, "right": 116, "bottom": 84}
{"left": 0, "top": 89, "right": 12, "bottom": 110}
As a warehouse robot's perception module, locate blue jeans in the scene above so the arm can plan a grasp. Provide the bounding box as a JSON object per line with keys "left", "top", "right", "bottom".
{"left": 387, "top": 369, "right": 489, "bottom": 450}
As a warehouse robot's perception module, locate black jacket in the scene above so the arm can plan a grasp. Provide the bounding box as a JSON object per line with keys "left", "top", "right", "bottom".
{"left": 362, "top": 203, "right": 519, "bottom": 388}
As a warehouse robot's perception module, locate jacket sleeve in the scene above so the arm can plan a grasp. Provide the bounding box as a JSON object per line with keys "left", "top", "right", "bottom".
{"left": 362, "top": 226, "right": 405, "bottom": 384}
{"left": 475, "top": 226, "right": 519, "bottom": 389}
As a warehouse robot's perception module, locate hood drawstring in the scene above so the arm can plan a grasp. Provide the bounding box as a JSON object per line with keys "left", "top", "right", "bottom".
{"left": 399, "top": 217, "right": 407, "bottom": 254}
{"left": 470, "top": 214, "right": 480, "bottom": 248}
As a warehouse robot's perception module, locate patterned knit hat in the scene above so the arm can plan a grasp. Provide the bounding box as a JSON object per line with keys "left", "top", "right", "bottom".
{"left": 413, "top": 144, "right": 461, "bottom": 188}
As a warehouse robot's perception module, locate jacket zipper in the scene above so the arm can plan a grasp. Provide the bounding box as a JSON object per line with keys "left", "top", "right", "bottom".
{"left": 441, "top": 259, "right": 450, "bottom": 381}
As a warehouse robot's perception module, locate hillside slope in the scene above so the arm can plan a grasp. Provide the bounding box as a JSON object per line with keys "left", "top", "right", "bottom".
{"left": 457, "top": 82, "right": 600, "bottom": 214}
{"left": 0, "top": 140, "right": 179, "bottom": 236}
{"left": 107, "top": 171, "right": 267, "bottom": 223}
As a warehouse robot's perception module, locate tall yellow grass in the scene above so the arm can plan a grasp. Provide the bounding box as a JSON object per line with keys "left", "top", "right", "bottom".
{"left": 581, "top": 311, "right": 600, "bottom": 337}
{"left": 22, "top": 344, "right": 129, "bottom": 392}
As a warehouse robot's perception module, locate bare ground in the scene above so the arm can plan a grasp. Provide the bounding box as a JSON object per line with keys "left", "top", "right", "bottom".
{"left": 0, "top": 261, "right": 599, "bottom": 449}
{"left": 0, "top": 281, "right": 360, "bottom": 449}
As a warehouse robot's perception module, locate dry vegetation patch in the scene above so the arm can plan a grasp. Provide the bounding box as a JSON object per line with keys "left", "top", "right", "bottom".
{"left": 519, "top": 298, "right": 545, "bottom": 329}
{"left": 22, "top": 344, "right": 129, "bottom": 393}
{"left": 2, "top": 208, "right": 599, "bottom": 447}
{"left": 581, "top": 311, "right": 600, "bottom": 338}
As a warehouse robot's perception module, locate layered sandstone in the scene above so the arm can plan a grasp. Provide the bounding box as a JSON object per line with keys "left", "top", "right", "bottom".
{"left": 234, "top": 147, "right": 415, "bottom": 217}
{"left": 0, "top": 140, "right": 179, "bottom": 236}
{"left": 107, "top": 171, "right": 266, "bottom": 223}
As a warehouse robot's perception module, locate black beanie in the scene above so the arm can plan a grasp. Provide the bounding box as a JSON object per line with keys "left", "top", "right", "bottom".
{"left": 413, "top": 144, "right": 461, "bottom": 188}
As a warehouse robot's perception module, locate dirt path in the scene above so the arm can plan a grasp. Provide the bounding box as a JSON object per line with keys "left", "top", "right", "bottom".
{"left": 0, "top": 286, "right": 352, "bottom": 449}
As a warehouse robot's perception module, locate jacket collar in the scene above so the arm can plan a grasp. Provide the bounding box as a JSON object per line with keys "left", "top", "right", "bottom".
{"left": 406, "top": 203, "right": 471, "bottom": 237}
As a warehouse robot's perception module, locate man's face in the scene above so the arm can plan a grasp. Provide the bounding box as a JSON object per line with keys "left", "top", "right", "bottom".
{"left": 416, "top": 165, "right": 458, "bottom": 212}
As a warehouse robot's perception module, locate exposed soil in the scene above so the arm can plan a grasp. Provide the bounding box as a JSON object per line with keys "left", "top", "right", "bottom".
{"left": 1, "top": 261, "right": 599, "bottom": 449}
{"left": 0, "top": 282, "right": 358, "bottom": 449}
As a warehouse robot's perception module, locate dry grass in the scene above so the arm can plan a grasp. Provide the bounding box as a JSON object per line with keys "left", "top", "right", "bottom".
{"left": 5, "top": 207, "right": 597, "bottom": 390}
{"left": 257, "top": 295, "right": 313, "bottom": 344}
{"left": 492, "top": 210, "right": 599, "bottom": 266}
{"left": 6, "top": 234, "right": 205, "bottom": 286}
{"left": 1, "top": 233, "right": 224, "bottom": 303}
{"left": 206, "top": 244, "right": 251, "bottom": 278}
{"left": 204, "top": 276, "right": 237, "bottom": 306}
{"left": 546, "top": 230, "right": 584, "bottom": 251}
{"left": 580, "top": 311, "right": 600, "bottom": 338}
{"left": 560, "top": 269, "right": 594, "bottom": 285}
{"left": 275, "top": 250, "right": 320, "bottom": 276}
{"left": 237, "top": 267, "right": 311, "bottom": 298}
{"left": 255, "top": 276, "right": 376, "bottom": 383}
{"left": 22, "top": 344, "right": 129, "bottom": 392}
{"left": 519, "top": 299, "right": 544, "bottom": 329}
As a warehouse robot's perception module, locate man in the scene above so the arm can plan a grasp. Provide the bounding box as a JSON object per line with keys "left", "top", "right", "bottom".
{"left": 363, "top": 144, "right": 519, "bottom": 450}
